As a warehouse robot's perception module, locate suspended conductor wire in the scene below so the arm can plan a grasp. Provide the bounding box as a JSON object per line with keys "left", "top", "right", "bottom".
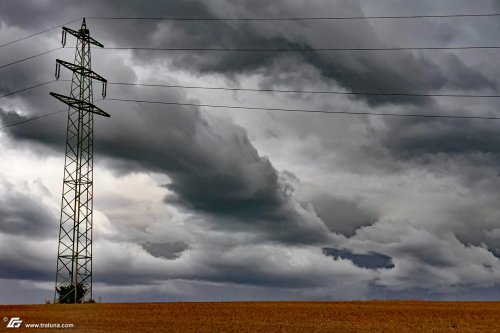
{"left": 106, "top": 81, "right": 500, "bottom": 99}
{"left": 0, "top": 47, "right": 63, "bottom": 70}
{"left": 0, "top": 109, "right": 67, "bottom": 130}
{"left": 0, "top": 80, "right": 59, "bottom": 99}
{"left": 1, "top": 12, "right": 499, "bottom": 48}
{"left": 104, "top": 98, "right": 500, "bottom": 120}
{"left": 2, "top": 94, "right": 499, "bottom": 132}
{"left": 101, "top": 45, "right": 500, "bottom": 52}
{"left": 87, "top": 13, "right": 500, "bottom": 21}
{"left": 0, "top": 18, "right": 81, "bottom": 48}
{"left": 2, "top": 78, "right": 500, "bottom": 103}
{"left": 0, "top": 98, "right": 104, "bottom": 131}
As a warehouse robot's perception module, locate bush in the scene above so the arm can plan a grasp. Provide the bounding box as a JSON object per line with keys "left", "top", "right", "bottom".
{"left": 56, "top": 283, "right": 88, "bottom": 304}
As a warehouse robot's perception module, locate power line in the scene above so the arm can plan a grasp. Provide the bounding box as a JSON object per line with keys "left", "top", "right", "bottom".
{"left": 104, "top": 98, "right": 500, "bottom": 120}
{"left": 2, "top": 93, "right": 498, "bottom": 132}
{"left": 4, "top": 43, "right": 496, "bottom": 74}
{"left": 0, "top": 12, "right": 497, "bottom": 50}
{"left": 0, "top": 45, "right": 500, "bottom": 74}
{"left": 0, "top": 18, "right": 81, "bottom": 48}
{"left": 0, "top": 98, "right": 104, "bottom": 131}
{"left": 87, "top": 13, "right": 500, "bottom": 21}
{"left": 0, "top": 109, "right": 66, "bottom": 131}
{"left": 1, "top": 43, "right": 496, "bottom": 73}
{"left": 1, "top": 43, "right": 497, "bottom": 74}
{"left": 107, "top": 81, "right": 500, "bottom": 99}
{"left": 102, "top": 45, "right": 500, "bottom": 52}
{"left": 0, "top": 80, "right": 59, "bottom": 99}
{"left": 3, "top": 79, "right": 500, "bottom": 101}
{"left": 0, "top": 47, "right": 62, "bottom": 70}
{"left": 0, "top": 12, "right": 495, "bottom": 52}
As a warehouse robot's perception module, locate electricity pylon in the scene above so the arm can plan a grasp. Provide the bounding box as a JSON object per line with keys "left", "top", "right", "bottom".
{"left": 50, "top": 18, "right": 109, "bottom": 304}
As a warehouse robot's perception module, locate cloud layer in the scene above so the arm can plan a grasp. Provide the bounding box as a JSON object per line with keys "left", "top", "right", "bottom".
{"left": 1, "top": 0, "right": 500, "bottom": 303}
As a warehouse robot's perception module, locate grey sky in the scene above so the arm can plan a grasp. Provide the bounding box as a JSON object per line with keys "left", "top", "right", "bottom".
{"left": 1, "top": 0, "right": 500, "bottom": 303}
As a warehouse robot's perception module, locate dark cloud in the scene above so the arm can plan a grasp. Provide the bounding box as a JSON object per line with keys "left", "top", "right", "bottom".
{"left": 3, "top": 0, "right": 495, "bottom": 108}
{"left": 142, "top": 241, "right": 189, "bottom": 260}
{"left": 2, "top": 7, "right": 319, "bottom": 240}
{"left": 1, "top": 86, "right": 330, "bottom": 243}
{"left": 112, "top": 5, "right": 495, "bottom": 107}
{"left": 94, "top": 103, "right": 324, "bottom": 242}
{"left": 0, "top": 234, "right": 54, "bottom": 282}
{"left": 0, "top": 107, "right": 66, "bottom": 149}
{"left": 438, "top": 53, "right": 496, "bottom": 91}
{"left": 198, "top": 263, "right": 323, "bottom": 288}
{"left": 0, "top": 258, "right": 52, "bottom": 281}
{"left": 0, "top": 180, "right": 58, "bottom": 282}
{"left": 381, "top": 117, "right": 500, "bottom": 159}
{"left": 307, "top": 195, "right": 377, "bottom": 237}
{"left": 323, "top": 247, "right": 394, "bottom": 270}
{"left": 0, "top": 180, "right": 57, "bottom": 239}
{"left": 158, "top": 124, "right": 286, "bottom": 220}
{"left": 3, "top": 0, "right": 500, "bottom": 303}
{"left": 444, "top": 199, "right": 500, "bottom": 260}
{"left": 348, "top": 221, "right": 500, "bottom": 291}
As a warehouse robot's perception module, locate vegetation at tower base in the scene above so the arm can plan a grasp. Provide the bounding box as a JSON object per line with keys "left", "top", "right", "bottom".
{"left": 56, "top": 283, "right": 88, "bottom": 304}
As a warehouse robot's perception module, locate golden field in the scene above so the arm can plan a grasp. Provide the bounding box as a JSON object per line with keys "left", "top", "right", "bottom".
{"left": 1, "top": 301, "right": 500, "bottom": 332}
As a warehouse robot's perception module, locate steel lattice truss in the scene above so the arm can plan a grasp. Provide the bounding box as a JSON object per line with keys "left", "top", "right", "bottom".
{"left": 51, "top": 18, "right": 108, "bottom": 303}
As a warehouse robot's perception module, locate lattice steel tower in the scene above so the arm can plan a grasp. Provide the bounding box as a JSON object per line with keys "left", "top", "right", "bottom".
{"left": 50, "top": 18, "right": 109, "bottom": 303}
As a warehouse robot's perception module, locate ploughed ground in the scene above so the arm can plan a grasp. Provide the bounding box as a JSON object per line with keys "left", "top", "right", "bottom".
{"left": 1, "top": 301, "right": 499, "bottom": 332}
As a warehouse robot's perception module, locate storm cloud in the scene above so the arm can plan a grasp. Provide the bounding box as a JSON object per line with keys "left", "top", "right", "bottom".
{"left": 1, "top": 0, "right": 500, "bottom": 303}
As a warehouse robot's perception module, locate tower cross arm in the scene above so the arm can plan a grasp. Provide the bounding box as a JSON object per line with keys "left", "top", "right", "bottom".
{"left": 62, "top": 27, "right": 104, "bottom": 48}
{"left": 50, "top": 92, "right": 110, "bottom": 117}
{"left": 56, "top": 59, "right": 107, "bottom": 82}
